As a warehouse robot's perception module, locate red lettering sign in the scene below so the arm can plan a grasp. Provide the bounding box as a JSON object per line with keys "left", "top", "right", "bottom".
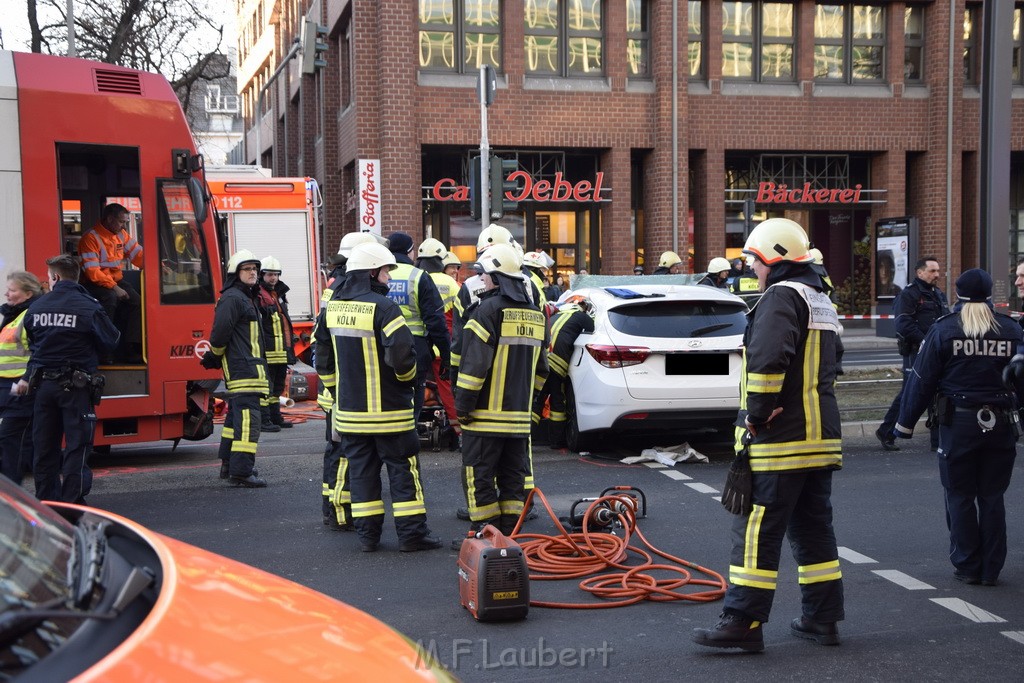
{"left": 754, "top": 181, "right": 863, "bottom": 205}
{"left": 430, "top": 171, "right": 606, "bottom": 203}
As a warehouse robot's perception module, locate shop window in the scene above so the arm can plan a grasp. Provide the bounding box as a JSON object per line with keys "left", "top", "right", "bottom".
{"left": 524, "top": 0, "right": 603, "bottom": 77}
{"left": 419, "top": 0, "right": 502, "bottom": 73}
{"left": 627, "top": 0, "right": 651, "bottom": 78}
{"left": 722, "top": 2, "right": 795, "bottom": 81}
{"left": 964, "top": 4, "right": 979, "bottom": 85}
{"left": 904, "top": 5, "right": 924, "bottom": 82}
{"left": 813, "top": 4, "right": 885, "bottom": 83}
{"left": 688, "top": 1, "right": 704, "bottom": 79}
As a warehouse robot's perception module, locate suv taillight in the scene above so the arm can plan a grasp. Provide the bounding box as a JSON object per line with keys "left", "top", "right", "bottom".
{"left": 585, "top": 344, "right": 651, "bottom": 368}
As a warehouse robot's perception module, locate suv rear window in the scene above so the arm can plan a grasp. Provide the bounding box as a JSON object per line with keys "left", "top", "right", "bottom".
{"left": 607, "top": 300, "right": 748, "bottom": 338}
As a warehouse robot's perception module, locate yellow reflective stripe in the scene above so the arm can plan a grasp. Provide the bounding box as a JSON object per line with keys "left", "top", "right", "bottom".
{"left": 363, "top": 337, "right": 381, "bottom": 413}
{"left": 749, "top": 453, "right": 843, "bottom": 472}
{"left": 393, "top": 500, "right": 427, "bottom": 517}
{"left": 465, "top": 319, "right": 490, "bottom": 343}
{"left": 744, "top": 504, "right": 765, "bottom": 569}
{"left": 470, "top": 502, "right": 500, "bottom": 520}
{"left": 319, "top": 373, "right": 337, "bottom": 385}
{"left": 488, "top": 345, "right": 508, "bottom": 410}
{"left": 451, "top": 351, "right": 461, "bottom": 367}
{"left": 334, "top": 418, "right": 416, "bottom": 433}
{"left": 383, "top": 316, "right": 406, "bottom": 338}
{"left": 499, "top": 499, "right": 525, "bottom": 515}
{"left": 221, "top": 426, "right": 235, "bottom": 440}
{"left": 211, "top": 345, "right": 226, "bottom": 354}
{"left": 352, "top": 500, "right": 386, "bottom": 517}
{"left": 747, "top": 372, "right": 784, "bottom": 393}
{"left": 463, "top": 421, "right": 532, "bottom": 435}
{"left": 729, "top": 564, "right": 778, "bottom": 590}
{"left": 396, "top": 366, "right": 415, "bottom": 382}
{"left": 549, "top": 312, "right": 572, "bottom": 347}
{"left": 549, "top": 411, "right": 566, "bottom": 422}
{"left": 803, "top": 329, "right": 823, "bottom": 441}
{"left": 250, "top": 320, "right": 260, "bottom": 357}
{"left": 548, "top": 354, "right": 569, "bottom": 375}
{"left": 799, "top": 560, "right": 843, "bottom": 584}
{"left": 473, "top": 409, "right": 531, "bottom": 420}
{"left": 334, "top": 408, "right": 415, "bottom": 420}
{"left": 457, "top": 374, "right": 485, "bottom": 391}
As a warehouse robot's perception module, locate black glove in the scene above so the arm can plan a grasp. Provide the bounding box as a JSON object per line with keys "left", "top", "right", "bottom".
{"left": 200, "top": 351, "right": 220, "bottom": 370}
{"left": 457, "top": 413, "right": 473, "bottom": 426}
{"left": 1003, "top": 354, "right": 1024, "bottom": 391}
{"left": 438, "top": 365, "right": 450, "bottom": 381}
{"left": 721, "top": 435, "right": 753, "bottom": 516}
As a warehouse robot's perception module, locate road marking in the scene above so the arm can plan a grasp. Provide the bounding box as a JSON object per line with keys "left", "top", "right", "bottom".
{"left": 872, "top": 570, "right": 934, "bottom": 590}
{"left": 930, "top": 598, "right": 1006, "bottom": 623}
{"left": 644, "top": 462, "right": 668, "bottom": 469}
{"left": 1001, "top": 631, "right": 1024, "bottom": 645}
{"left": 659, "top": 470, "right": 692, "bottom": 481}
{"left": 686, "top": 482, "right": 719, "bottom": 494}
{"left": 838, "top": 547, "right": 877, "bottom": 564}
{"left": 712, "top": 496, "right": 722, "bottom": 502}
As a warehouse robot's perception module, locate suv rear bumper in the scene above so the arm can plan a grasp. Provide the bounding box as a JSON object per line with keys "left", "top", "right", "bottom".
{"left": 609, "top": 408, "right": 738, "bottom": 432}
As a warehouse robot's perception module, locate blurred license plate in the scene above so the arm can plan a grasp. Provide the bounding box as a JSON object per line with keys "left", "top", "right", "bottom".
{"left": 665, "top": 353, "right": 729, "bottom": 375}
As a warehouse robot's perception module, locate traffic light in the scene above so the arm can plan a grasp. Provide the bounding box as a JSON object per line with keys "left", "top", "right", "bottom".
{"left": 301, "top": 19, "right": 329, "bottom": 75}
{"left": 469, "top": 156, "right": 482, "bottom": 221}
{"left": 489, "top": 156, "right": 519, "bottom": 220}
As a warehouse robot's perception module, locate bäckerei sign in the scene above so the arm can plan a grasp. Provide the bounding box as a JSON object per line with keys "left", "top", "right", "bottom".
{"left": 755, "top": 181, "right": 864, "bottom": 204}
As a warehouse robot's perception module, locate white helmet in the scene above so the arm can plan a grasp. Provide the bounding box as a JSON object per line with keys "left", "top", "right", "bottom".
{"left": 707, "top": 257, "right": 731, "bottom": 274}
{"left": 659, "top": 251, "right": 682, "bottom": 268}
{"left": 743, "top": 218, "right": 812, "bottom": 265}
{"left": 442, "top": 251, "right": 462, "bottom": 267}
{"left": 337, "top": 231, "right": 379, "bottom": 258}
{"left": 479, "top": 243, "right": 523, "bottom": 276}
{"left": 346, "top": 242, "right": 398, "bottom": 272}
{"left": 808, "top": 248, "right": 824, "bottom": 264}
{"left": 417, "top": 237, "right": 448, "bottom": 259}
{"left": 477, "top": 224, "right": 513, "bottom": 253}
{"left": 260, "top": 255, "right": 282, "bottom": 273}
{"left": 522, "top": 251, "right": 547, "bottom": 270}
{"left": 227, "top": 249, "right": 260, "bottom": 274}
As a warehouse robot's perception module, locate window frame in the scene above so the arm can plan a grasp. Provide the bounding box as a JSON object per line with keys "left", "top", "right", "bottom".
{"left": 1014, "top": 3, "right": 1024, "bottom": 85}
{"left": 688, "top": 0, "right": 705, "bottom": 80}
{"left": 904, "top": 4, "right": 925, "bottom": 83}
{"left": 524, "top": 0, "right": 605, "bottom": 78}
{"left": 722, "top": 1, "right": 796, "bottom": 82}
{"left": 627, "top": 0, "right": 651, "bottom": 79}
{"left": 964, "top": 3, "right": 979, "bottom": 85}
{"left": 418, "top": 0, "right": 503, "bottom": 74}
{"left": 813, "top": 3, "right": 886, "bottom": 84}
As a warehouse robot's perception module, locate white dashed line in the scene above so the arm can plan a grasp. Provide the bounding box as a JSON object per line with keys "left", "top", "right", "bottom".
{"left": 712, "top": 496, "right": 722, "bottom": 502}
{"left": 872, "top": 570, "right": 934, "bottom": 590}
{"left": 930, "top": 598, "right": 1007, "bottom": 623}
{"left": 658, "top": 470, "right": 692, "bottom": 481}
{"left": 643, "top": 462, "right": 668, "bottom": 469}
{"left": 1001, "top": 631, "right": 1024, "bottom": 645}
{"left": 837, "top": 547, "right": 877, "bottom": 564}
{"left": 686, "top": 482, "right": 719, "bottom": 494}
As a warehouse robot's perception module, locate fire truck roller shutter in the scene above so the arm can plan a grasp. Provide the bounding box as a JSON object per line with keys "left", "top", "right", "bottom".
{"left": 230, "top": 212, "right": 315, "bottom": 322}
{"left": 0, "top": 51, "right": 25, "bottom": 272}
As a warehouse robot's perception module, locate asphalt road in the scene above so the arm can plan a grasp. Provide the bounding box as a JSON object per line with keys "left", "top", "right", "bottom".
{"left": 82, "top": 419, "right": 1024, "bottom": 682}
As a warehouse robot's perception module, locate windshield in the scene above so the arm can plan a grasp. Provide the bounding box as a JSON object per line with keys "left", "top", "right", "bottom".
{"left": 607, "top": 300, "right": 748, "bottom": 338}
{"left": 157, "top": 179, "right": 215, "bottom": 305}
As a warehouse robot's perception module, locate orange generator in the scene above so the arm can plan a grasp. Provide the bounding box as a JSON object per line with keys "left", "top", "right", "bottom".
{"left": 457, "top": 525, "right": 530, "bottom": 622}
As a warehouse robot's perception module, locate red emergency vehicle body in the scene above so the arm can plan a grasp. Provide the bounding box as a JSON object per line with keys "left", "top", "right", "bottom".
{"left": 3, "top": 50, "right": 222, "bottom": 447}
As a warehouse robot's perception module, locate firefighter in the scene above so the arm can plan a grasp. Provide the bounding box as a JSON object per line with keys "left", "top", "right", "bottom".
{"left": 201, "top": 249, "right": 269, "bottom": 488}
{"left": 385, "top": 232, "right": 451, "bottom": 421}
{"left": 533, "top": 295, "right": 594, "bottom": 448}
{"left": 456, "top": 243, "right": 549, "bottom": 535}
{"left": 15, "top": 255, "right": 119, "bottom": 503}
{"left": 78, "top": 202, "right": 144, "bottom": 363}
{"left": 652, "top": 251, "right": 683, "bottom": 275}
{"left": 314, "top": 242, "right": 442, "bottom": 553}
{"left": 897, "top": 269, "right": 1024, "bottom": 586}
{"left": 442, "top": 251, "right": 462, "bottom": 281}
{"left": 521, "top": 251, "right": 550, "bottom": 308}
{"left": 693, "top": 218, "right": 844, "bottom": 652}
{"left": 0, "top": 271, "right": 44, "bottom": 483}
{"left": 696, "top": 257, "right": 732, "bottom": 289}
{"left": 257, "top": 255, "right": 296, "bottom": 432}
{"left": 416, "top": 237, "right": 461, "bottom": 441}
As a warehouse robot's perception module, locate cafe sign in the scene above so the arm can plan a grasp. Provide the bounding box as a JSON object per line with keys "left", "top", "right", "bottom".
{"left": 755, "top": 181, "right": 864, "bottom": 204}
{"left": 432, "top": 171, "right": 607, "bottom": 203}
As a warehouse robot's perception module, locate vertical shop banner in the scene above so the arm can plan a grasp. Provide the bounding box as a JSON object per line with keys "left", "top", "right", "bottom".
{"left": 875, "top": 217, "right": 914, "bottom": 299}
{"left": 358, "top": 159, "right": 381, "bottom": 235}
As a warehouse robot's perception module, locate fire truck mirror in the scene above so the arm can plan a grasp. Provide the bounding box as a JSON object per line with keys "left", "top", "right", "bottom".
{"left": 188, "top": 177, "right": 208, "bottom": 224}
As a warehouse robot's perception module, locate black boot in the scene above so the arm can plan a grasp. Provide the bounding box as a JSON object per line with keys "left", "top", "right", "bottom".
{"left": 271, "top": 402, "right": 293, "bottom": 428}
{"left": 692, "top": 612, "right": 764, "bottom": 652}
{"left": 261, "top": 406, "right": 281, "bottom": 433}
{"left": 790, "top": 616, "right": 840, "bottom": 645}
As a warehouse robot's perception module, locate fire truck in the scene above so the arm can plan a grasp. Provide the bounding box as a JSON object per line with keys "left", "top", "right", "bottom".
{"left": 1, "top": 49, "right": 225, "bottom": 447}
{"left": 204, "top": 167, "right": 323, "bottom": 359}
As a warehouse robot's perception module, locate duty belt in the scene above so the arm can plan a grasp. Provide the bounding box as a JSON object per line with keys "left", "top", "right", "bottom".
{"left": 40, "top": 369, "right": 73, "bottom": 380}
{"left": 953, "top": 405, "right": 1014, "bottom": 433}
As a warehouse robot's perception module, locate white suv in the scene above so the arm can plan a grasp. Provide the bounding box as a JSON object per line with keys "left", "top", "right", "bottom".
{"left": 561, "top": 284, "right": 746, "bottom": 452}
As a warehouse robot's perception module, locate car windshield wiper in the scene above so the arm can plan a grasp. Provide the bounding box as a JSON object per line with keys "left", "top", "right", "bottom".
{"left": 68, "top": 519, "right": 108, "bottom": 609}
{"left": 689, "top": 322, "right": 734, "bottom": 337}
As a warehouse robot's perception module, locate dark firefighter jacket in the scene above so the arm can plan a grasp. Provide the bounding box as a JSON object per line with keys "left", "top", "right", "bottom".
{"left": 452, "top": 272, "right": 544, "bottom": 370}
{"left": 456, "top": 279, "right": 549, "bottom": 437}
{"left": 739, "top": 264, "right": 842, "bottom": 472}
{"left": 257, "top": 280, "right": 295, "bottom": 365}
{"left": 314, "top": 272, "right": 417, "bottom": 434}
{"left": 547, "top": 306, "right": 594, "bottom": 377}
{"left": 210, "top": 275, "right": 269, "bottom": 395}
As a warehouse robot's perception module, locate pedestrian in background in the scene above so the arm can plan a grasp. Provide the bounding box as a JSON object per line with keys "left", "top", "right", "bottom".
{"left": 896, "top": 269, "right": 1023, "bottom": 587}
{"left": 0, "top": 271, "right": 44, "bottom": 483}
{"left": 877, "top": 257, "right": 948, "bottom": 451}
{"left": 257, "top": 255, "right": 296, "bottom": 432}
{"left": 693, "top": 218, "right": 844, "bottom": 653}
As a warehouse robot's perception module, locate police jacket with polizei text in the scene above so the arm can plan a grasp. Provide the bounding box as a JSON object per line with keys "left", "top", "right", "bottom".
{"left": 210, "top": 277, "right": 269, "bottom": 395}
{"left": 456, "top": 288, "right": 550, "bottom": 436}
{"left": 896, "top": 307, "right": 1024, "bottom": 433}
{"left": 257, "top": 280, "right": 295, "bottom": 364}
{"left": 547, "top": 306, "right": 594, "bottom": 377}
{"left": 894, "top": 277, "right": 949, "bottom": 351}
{"left": 23, "top": 280, "right": 119, "bottom": 375}
{"left": 313, "top": 272, "right": 417, "bottom": 434}
{"left": 740, "top": 267, "right": 843, "bottom": 472}
{"left": 387, "top": 254, "right": 451, "bottom": 366}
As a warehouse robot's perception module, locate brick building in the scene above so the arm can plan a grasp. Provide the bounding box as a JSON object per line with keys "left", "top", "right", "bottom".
{"left": 234, "top": 0, "right": 1024, "bottom": 313}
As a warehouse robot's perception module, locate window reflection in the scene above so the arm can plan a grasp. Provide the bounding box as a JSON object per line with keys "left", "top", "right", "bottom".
{"left": 419, "top": 0, "right": 500, "bottom": 72}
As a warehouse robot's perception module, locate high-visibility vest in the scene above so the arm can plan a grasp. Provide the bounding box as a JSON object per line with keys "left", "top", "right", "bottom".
{"left": 0, "top": 310, "right": 30, "bottom": 379}
{"left": 387, "top": 263, "right": 425, "bottom": 336}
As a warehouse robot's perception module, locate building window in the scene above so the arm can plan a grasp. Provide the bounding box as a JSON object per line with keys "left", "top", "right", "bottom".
{"left": 722, "top": 2, "right": 795, "bottom": 81}
{"left": 964, "top": 5, "right": 979, "bottom": 85}
{"left": 814, "top": 4, "right": 885, "bottom": 83}
{"left": 419, "top": 0, "right": 502, "bottom": 73}
{"left": 688, "top": 1, "right": 704, "bottom": 79}
{"left": 626, "top": 0, "right": 650, "bottom": 78}
{"left": 904, "top": 5, "right": 924, "bottom": 82}
{"left": 524, "top": 0, "right": 603, "bottom": 77}
{"left": 340, "top": 17, "right": 353, "bottom": 109}
{"left": 1014, "top": 5, "right": 1023, "bottom": 83}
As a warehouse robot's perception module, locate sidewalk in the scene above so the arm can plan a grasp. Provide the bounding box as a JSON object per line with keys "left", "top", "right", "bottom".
{"left": 840, "top": 321, "right": 898, "bottom": 352}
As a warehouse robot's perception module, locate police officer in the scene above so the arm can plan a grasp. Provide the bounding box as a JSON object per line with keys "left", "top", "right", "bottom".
{"left": 386, "top": 232, "right": 451, "bottom": 421}
{"left": 696, "top": 257, "right": 732, "bottom": 289}
{"left": 895, "top": 269, "right": 1023, "bottom": 587}
{"left": 652, "top": 251, "right": 684, "bottom": 275}
{"left": 456, "top": 243, "right": 549, "bottom": 535}
{"left": 0, "top": 271, "right": 44, "bottom": 483}
{"left": 314, "top": 242, "right": 442, "bottom": 553}
{"left": 877, "top": 257, "right": 948, "bottom": 451}
{"left": 532, "top": 295, "right": 594, "bottom": 448}
{"left": 202, "top": 249, "right": 269, "bottom": 488}
{"left": 693, "top": 219, "right": 844, "bottom": 652}
{"left": 16, "top": 255, "right": 119, "bottom": 503}
{"left": 257, "top": 255, "right": 296, "bottom": 432}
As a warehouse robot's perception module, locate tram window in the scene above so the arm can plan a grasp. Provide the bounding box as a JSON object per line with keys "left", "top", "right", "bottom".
{"left": 157, "top": 179, "right": 215, "bottom": 304}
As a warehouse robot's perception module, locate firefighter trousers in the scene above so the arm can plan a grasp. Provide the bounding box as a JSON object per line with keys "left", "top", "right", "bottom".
{"left": 342, "top": 430, "right": 430, "bottom": 545}
{"left": 724, "top": 469, "right": 845, "bottom": 624}
{"left": 217, "top": 393, "right": 261, "bottom": 478}
{"left": 322, "top": 416, "right": 351, "bottom": 527}
{"left": 461, "top": 433, "right": 529, "bottom": 534}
